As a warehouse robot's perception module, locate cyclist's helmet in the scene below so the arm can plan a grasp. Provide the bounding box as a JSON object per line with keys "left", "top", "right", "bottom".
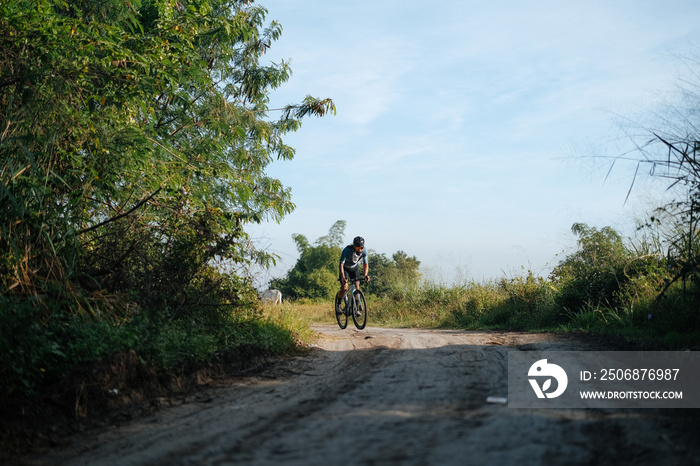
{"left": 353, "top": 236, "right": 365, "bottom": 248}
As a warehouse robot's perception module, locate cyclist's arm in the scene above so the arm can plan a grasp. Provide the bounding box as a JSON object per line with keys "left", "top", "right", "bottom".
{"left": 339, "top": 260, "right": 346, "bottom": 283}
{"left": 363, "top": 249, "right": 369, "bottom": 280}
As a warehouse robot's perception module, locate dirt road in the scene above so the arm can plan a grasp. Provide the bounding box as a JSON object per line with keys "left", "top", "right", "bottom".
{"left": 25, "top": 326, "right": 699, "bottom": 465}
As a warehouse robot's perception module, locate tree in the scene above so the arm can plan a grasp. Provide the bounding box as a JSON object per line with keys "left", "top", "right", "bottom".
{"left": 315, "top": 220, "right": 346, "bottom": 248}
{"left": 550, "top": 223, "right": 630, "bottom": 311}
{"left": 369, "top": 251, "right": 421, "bottom": 298}
{"left": 0, "top": 0, "right": 335, "bottom": 313}
{"left": 271, "top": 221, "right": 346, "bottom": 299}
{"left": 0, "top": 0, "right": 335, "bottom": 395}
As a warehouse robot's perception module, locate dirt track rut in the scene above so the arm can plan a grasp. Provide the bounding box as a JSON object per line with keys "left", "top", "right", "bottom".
{"left": 25, "top": 326, "right": 699, "bottom": 465}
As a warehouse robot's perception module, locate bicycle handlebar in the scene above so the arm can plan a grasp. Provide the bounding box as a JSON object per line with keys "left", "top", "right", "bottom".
{"left": 339, "top": 275, "right": 370, "bottom": 283}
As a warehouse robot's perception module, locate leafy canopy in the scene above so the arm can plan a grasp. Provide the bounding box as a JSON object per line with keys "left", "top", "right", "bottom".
{"left": 0, "top": 0, "right": 336, "bottom": 397}
{"left": 0, "top": 0, "right": 335, "bottom": 312}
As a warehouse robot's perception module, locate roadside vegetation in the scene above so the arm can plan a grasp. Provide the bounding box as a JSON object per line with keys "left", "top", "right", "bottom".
{"left": 0, "top": 0, "right": 334, "bottom": 402}
{"left": 272, "top": 220, "right": 700, "bottom": 351}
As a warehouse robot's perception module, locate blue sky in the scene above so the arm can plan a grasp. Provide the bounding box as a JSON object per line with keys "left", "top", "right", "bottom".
{"left": 247, "top": 0, "right": 700, "bottom": 285}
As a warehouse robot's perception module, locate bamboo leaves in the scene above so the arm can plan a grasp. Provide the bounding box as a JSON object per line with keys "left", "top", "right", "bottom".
{"left": 1, "top": 0, "right": 334, "bottom": 316}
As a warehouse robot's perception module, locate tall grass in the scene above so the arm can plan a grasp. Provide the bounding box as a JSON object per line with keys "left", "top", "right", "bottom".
{"left": 361, "top": 273, "right": 563, "bottom": 331}
{"left": 286, "top": 272, "right": 700, "bottom": 350}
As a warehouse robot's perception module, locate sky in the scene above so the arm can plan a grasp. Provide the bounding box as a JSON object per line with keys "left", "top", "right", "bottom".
{"left": 246, "top": 0, "right": 700, "bottom": 286}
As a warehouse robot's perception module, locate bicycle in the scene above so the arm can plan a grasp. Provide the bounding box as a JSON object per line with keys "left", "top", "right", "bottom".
{"left": 335, "top": 276, "right": 368, "bottom": 330}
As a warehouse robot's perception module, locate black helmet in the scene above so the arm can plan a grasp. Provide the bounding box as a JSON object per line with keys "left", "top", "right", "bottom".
{"left": 353, "top": 236, "right": 365, "bottom": 248}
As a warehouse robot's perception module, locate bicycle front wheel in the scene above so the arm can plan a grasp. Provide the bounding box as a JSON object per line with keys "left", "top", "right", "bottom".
{"left": 352, "top": 291, "right": 367, "bottom": 330}
{"left": 336, "top": 295, "right": 348, "bottom": 329}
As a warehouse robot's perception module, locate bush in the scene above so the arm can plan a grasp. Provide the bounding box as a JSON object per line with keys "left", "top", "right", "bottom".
{"left": 0, "top": 298, "right": 66, "bottom": 397}
{"left": 369, "top": 251, "right": 421, "bottom": 298}
{"left": 551, "top": 223, "right": 632, "bottom": 312}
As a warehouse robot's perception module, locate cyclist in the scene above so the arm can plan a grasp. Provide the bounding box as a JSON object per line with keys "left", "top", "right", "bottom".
{"left": 335, "top": 236, "right": 370, "bottom": 314}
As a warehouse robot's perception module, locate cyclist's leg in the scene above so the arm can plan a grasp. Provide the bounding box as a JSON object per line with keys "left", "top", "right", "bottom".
{"left": 340, "top": 268, "right": 353, "bottom": 296}
{"left": 336, "top": 270, "right": 349, "bottom": 313}
{"left": 354, "top": 283, "right": 362, "bottom": 315}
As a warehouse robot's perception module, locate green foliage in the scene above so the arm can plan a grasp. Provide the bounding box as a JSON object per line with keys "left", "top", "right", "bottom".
{"left": 314, "top": 220, "right": 346, "bottom": 248}
{"left": 561, "top": 284, "right": 700, "bottom": 349}
{"left": 636, "top": 199, "right": 700, "bottom": 300}
{"left": 0, "top": 0, "right": 334, "bottom": 398}
{"left": 329, "top": 266, "right": 698, "bottom": 348}
{"left": 369, "top": 251, "right": 421, "bottom": 298}
{"left": 273, "top": 221, "right": 422, "bottom": 301}
{"left": 1, "top": 0, "right": 334, "bottom": 299}
{"left": 271, "top": 221, "right": 346, "bottom": 300}
{"left": 0, "top": 298, "right": 65, "bottom": 396}
{"left": 550, "top": 223, "right": 632, "bottom": 312}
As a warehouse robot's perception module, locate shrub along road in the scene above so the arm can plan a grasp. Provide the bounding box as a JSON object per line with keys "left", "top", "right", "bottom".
{"left": 25, "top": 326, "right": 698, "bottom": 465}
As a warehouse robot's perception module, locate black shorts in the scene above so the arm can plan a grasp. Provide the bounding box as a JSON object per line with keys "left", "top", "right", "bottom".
{"left": 342, "top": 267, "right": 362, "bottom": 282}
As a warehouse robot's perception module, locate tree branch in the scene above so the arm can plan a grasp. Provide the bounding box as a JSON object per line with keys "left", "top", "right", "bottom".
{"left": 79, "top": 188, "right": 161, "bottom": 235}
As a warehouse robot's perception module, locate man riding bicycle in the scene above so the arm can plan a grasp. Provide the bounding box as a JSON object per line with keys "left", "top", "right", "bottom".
{"left": 335, "top": 236, "right": 370, "bottom": 314}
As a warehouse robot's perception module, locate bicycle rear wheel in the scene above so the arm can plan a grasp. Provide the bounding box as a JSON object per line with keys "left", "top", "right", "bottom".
{"left": 352, "top": 290, "right": 367, "bottom": 330}
{"left": 336, "top": 295, "right": 348, "bottom": 329}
